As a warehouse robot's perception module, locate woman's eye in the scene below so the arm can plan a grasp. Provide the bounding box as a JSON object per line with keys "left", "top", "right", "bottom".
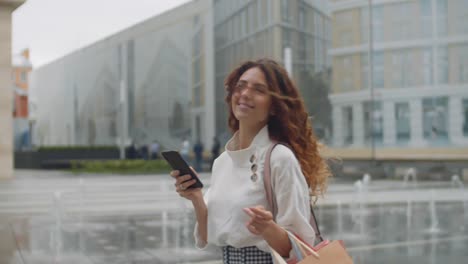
{"left": 235, "top": 83, "right": 245, "bottom": 91}
{"left": 254, "top": 86, "right": 266, "bottom": 93}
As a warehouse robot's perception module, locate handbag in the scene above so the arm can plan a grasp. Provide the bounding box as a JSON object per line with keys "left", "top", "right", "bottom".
{"left": 263, "top": 142, "right": 354, "bottom": 264}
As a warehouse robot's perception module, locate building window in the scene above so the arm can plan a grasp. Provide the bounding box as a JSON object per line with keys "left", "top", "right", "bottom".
{"left": 298, "top": 35, "right": 306, "bottom": 62}
{"left": 192, "top": 31, "right": 201, "bottom": 57}
{"left": 437, "top": 46, "right": 448, "bottom": 84}
{"left": 361, "top": 54, "right": 369, "bottom": 89}
{"left": 436, "top": 0, "right": 448, "bottom": 36}
{"left": 392, "top": 2, "right": 413, "bottom": 40}
{"left": 336, "top": 10, "right": 353, "bottom": 46}
{"left": 281, "top": 0, "right": 290, "bottom": 22}
{"left": 373, "top": 51, "right": 384, "bottom": 88}
{"left": 420, "top": 0, "right": 432, "bottom": 38}
{"left": 315, "top": 14, "right": 322, "bottom": 38}
{"left": 422, "top": 48, "right": 433, "bottom": 85}
{"left": 463, "top": 99, "right": 468, "bottom": 137}
{"left": 193, "top": 58, "right": 202, "bottom": 85}
{"left": 371, "top": 5, "right": 384, "bottom": 42}
{"left": 241, "top": 10, "right": 247, "bottom": 36}
{"left": 395, "top": 102, "right": 411, "bottom": 143}
{"left": 298, "top": 6, "right": 306, "bottom": 30}
{"left": 248, "top": 3, "right": 255, "bottom": 32}
{"left": 423, "top": 97, "right": 449, "bottom": 143}
{"left": 257, "top": 0, "right": 262, "bottom": 28}
{"left": 360, "top": 7, "right": 369, "bottom": 44}
{"left": 282, "top": 28, "right": 291, "bottom": 50}
{"left": 364, "top": 101, "right": 383, "bottom": 144}
{"left": 194, "top": 85, "right": 202, "bottom": 106}
{"left": 392, "top": 50, "right": 410, "bottom": 88}
{"left": 340, "top": 31, "right": 352, "bottom": 47}
{"left": 458, "top": 45, "right": 468, "bottom": 83}
{"left": 342, "top": 57, "right": 352, "bottom": 91}
{"left": 453, "top": 0, "right": 468, "bottom": 35}
{"left": 342, "top": 106, "right": 353, "bottom": 145}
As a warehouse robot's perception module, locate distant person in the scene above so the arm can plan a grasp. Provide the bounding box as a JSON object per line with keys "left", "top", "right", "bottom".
{"left": 150, "top": 140, "right": 160, "bottom": 160}
{"left": 210, "top": 136, "right": 220, "bottom": 170}
{"left": 139, "top": 143, "right": 149, "bottom": 160}
{"left": 126, "top": 141, "right": 137, "bottom": 159}
{"left": 180, "top": 137, "right": 190, "bottom": 163}
{"left": 193, "top": 140, "right": 204, "bottom": 172}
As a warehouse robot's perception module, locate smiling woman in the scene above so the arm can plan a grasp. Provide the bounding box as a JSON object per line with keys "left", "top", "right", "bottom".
{"left": 170, "top": 58, "right": 331, "bottom": 264}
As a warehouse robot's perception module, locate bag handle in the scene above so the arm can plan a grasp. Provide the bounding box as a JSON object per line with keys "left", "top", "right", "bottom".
{"left": 263, "top": 142, "right": 324, "bottom": 243}
{"left": 270, "top": 230, "right": 320, "bottom": 264}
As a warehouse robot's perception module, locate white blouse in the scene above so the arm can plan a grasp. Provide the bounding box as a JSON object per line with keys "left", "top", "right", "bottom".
{"left": 194, "top": 125, "right": 316, "bottom": 253}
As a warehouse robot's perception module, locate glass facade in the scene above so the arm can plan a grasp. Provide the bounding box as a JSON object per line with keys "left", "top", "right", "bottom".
{"left": 214, "top": 0, "right": 330, "bottom": 142}
{"left": 330, "top": 0, "right": 468, "bottom": 152}
{"left": 422, "top": 97, "right": 449, "bottom": 143}
{"left": 32, "top": 6, "right": 199, "bottom": 149}
{"left": 395, "top": 102, "right": 411, "bottom": 143}
{"left": 363, "top": 101, "right": 383, "bottom": 145}
{"left": 30, "top": 0, "right": 468, "bottom": 157}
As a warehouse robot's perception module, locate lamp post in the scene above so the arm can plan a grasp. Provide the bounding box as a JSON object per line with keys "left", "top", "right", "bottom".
{"left": 368, "top": 0, "right": 376, "bottom": 163}
{"left": 119, "top": 79, "right": 127, "bottom": 160}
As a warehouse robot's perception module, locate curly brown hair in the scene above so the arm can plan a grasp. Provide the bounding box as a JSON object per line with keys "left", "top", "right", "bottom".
{"left": 224, "top": 58, "right": 331, "bottom": 197}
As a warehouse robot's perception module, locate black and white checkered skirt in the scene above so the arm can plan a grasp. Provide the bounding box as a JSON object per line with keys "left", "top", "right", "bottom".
{"left": 222, "top": 245, "right": 273, "bottom": 264}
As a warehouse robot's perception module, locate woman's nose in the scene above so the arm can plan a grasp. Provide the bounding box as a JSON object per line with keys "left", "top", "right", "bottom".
{"left": 239, "top": 85, "right": 252, "bottom": 97}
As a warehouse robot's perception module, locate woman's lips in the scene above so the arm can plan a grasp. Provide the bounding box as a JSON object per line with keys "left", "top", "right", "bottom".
{"left": 238, "top": 102, "right": 254, "bottom": 109}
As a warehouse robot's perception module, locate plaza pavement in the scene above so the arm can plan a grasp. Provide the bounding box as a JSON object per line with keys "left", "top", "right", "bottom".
{"left": 1, "top": 169, "right": 466, "bottom": 217}
{"left": 0, "top": 169, "right": 467, "bottom": 264}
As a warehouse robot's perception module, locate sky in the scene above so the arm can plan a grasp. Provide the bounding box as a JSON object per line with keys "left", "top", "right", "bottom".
{"left": 12, "top": 0, "right": 191, "bottom": 67}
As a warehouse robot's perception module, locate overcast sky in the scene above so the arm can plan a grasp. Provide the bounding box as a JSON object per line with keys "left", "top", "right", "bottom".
{"left": 12, "top": 0, "right": 191, "bottom": 67}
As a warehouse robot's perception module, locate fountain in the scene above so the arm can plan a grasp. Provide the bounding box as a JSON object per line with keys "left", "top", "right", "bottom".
{"left": 336, "top": 200, "right": 344, "bottom": 235}
{"left": 426, "top": 190, "right": 441, "bottom": 234}
{"left": 340, "top": 179, "right": 369, "bottom": 241}
{"left": 162, "top": 211, "right": 168, "bottom": 248}
{"left": 451, "top": 174, "right": 464, "bottom": 188}
{"left": 450, "top": 174, "right": 468, "bottom": 230}
{"left": 52, "top": 191, "right": 63, "bottom": 263}
{"left": 182, "top": 208, "right": 191, "bottom": 248}
{"left": 403, "top": 167, "right": 417, "bottom": 187}
{"left": 362, "top": 173, "right": 371, "bottom": 190}
{"left": 78, "top": 178, "right": 85, "bottom": 258}
{"left": 406, "top": 198, "right": 412, "bottom": 230}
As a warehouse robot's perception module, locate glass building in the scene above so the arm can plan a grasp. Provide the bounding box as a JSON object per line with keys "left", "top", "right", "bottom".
{"left": 31, "top": 0, "right": 215, "bottom": 150}
{"left": 329, "top": 0, "right": 468, "bottom": 158}
{"left": 213, "top": 0, "right": 331, "bottom": 141}
{"left": 30, "top": 0, "right": 331, "bottom": 150}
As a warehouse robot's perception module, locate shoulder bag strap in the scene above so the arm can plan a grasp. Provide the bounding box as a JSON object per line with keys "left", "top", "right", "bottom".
{"left": 263, "top": 142, "right": 324, "bottom": 243}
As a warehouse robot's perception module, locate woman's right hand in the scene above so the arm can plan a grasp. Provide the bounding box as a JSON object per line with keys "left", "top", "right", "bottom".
{"left": 170, "top": 170, "right": 203, "bottom": 201}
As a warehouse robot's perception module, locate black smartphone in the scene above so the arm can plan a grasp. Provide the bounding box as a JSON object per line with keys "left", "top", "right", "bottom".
{"left": 161, "top": 150, "right": 204, "bottom": 189}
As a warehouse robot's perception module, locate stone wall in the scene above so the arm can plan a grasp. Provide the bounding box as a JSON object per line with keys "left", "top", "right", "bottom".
{"left": 0, "top": 0, "right": 25, "bottom": 180}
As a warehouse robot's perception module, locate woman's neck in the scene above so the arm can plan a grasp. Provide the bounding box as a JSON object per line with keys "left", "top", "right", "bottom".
{"left": 238, "top": 122, "right": 265, "bottom": 150}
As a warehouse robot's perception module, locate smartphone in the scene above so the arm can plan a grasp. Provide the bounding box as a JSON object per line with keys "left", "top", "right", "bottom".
{"left": 161, "top": 150, "right": 204, "bottom": 189}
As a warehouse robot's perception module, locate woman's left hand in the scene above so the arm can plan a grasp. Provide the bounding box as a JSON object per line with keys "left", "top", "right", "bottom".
{"left": 243, "top": 206, "right": 275, "bottom": 235}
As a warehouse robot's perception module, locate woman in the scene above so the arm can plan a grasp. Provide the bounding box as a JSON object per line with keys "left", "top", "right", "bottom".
{"left": 171, "top": 58, "right": 331, "bottom": 263}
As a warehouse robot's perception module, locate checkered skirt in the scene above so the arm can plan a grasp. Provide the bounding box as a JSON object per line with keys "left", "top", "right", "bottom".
{"left": 222, "top": 245, "right": 273, "bottom": 264}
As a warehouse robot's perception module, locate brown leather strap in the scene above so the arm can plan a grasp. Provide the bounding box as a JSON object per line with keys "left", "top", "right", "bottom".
{"left": 264, "top": 143, "right": 278, "bottom": 217}
{"left": 263, "top": 142, "right": 324, "bottom": 243}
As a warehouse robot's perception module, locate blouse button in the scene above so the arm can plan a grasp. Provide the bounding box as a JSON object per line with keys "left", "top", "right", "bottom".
{"left": 250, "top": 163, "right": 257, "bottom": 173}
{"left": 249, "top": 154, "right": 256, "bottom": 163}
{"left": 250, "top": 173, "right": 258, "bottom": 182}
